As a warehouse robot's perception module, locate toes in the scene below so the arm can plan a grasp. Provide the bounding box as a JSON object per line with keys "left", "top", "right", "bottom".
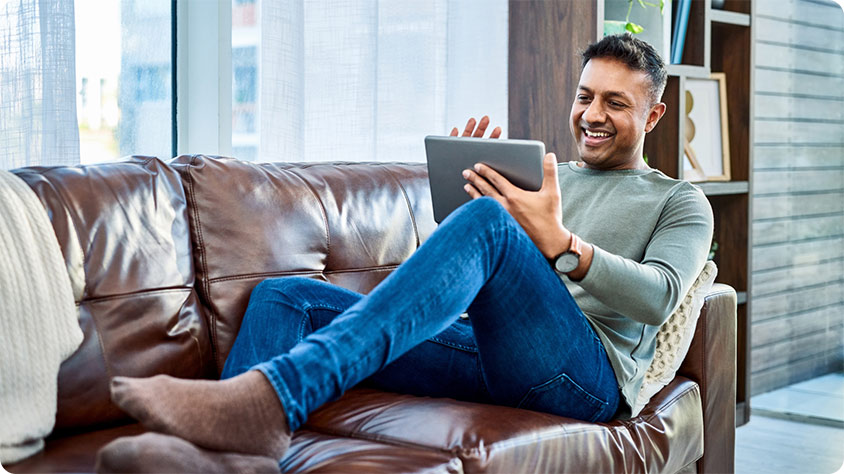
{"left": 95, "top": 436, "right": 144, "bottom": 473}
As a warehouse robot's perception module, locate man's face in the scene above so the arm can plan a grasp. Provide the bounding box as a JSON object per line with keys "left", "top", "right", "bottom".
{"left": 569, "top": 57, "right": 664, "bottom": 170}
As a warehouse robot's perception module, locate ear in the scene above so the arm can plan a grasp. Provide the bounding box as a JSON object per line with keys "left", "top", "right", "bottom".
{"left": 644, "top": 102, "right": 666, "bottom": 133}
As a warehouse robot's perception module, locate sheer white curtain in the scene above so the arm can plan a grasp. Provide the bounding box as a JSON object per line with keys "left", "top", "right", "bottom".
{"left": 0, "top": 0, "right": 79, "bottom": 170}
{"left": 258, "top": 0, "right": 508, "bottom": 163}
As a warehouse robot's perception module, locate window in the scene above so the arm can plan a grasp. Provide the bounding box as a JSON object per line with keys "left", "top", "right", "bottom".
{"left": 228, "top": 0, "right": 508, "bottom": 163}
{"left": 75, "top": 0, "right": 172, "bottom": 164}
{"left": 232, "top": 0, "right": 259, "bottom": 161}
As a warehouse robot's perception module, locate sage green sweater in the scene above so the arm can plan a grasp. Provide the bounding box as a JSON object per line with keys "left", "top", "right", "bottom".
{"left": 557, "top": 161, "right": 714, "bottom": 417}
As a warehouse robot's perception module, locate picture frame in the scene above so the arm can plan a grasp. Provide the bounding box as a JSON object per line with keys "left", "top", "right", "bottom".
{"left": 683, "top": 73, "right": 731, "bottom": 182}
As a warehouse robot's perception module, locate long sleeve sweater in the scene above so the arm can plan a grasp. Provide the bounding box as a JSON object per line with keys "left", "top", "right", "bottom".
{"left": 556, "top": 161, "right": 714, "bottom": 417}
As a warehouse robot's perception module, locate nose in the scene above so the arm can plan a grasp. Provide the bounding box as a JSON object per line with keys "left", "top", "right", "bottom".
{"left": 582, "top": 100, "right": 605, "bottom": 124}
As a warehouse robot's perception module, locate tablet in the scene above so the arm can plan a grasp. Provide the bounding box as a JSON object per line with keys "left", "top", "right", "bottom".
{"left": 424, "top": 135, "right": 545, "bottom": 223}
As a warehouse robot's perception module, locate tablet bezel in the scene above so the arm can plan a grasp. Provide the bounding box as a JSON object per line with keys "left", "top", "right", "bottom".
{"left": 424, "top": 135, "right": 546, "bottom": 223}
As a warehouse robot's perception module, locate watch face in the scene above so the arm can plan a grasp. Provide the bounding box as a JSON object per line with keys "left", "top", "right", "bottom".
{"left": 554, "top": 252, "right": 579, "bottom": 273}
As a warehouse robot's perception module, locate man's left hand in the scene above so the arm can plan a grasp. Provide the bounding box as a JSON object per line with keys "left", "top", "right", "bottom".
{"left": 462, "top": 153, "right": 569, "bottom": 259}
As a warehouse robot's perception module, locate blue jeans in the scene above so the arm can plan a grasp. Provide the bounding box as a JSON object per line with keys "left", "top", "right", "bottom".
{"left": 222, "top": 197, "right": 619, "bottom": 431}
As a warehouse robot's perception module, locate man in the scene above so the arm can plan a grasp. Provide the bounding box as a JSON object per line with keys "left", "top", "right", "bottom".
{"left": 96, "top": 34, "right": 713, "bottom": 472}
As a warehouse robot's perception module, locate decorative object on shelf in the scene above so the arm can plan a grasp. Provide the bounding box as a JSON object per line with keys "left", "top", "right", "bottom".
{"left": 711, "top": 0, "right": 726, "bottom": 9}
{"left": 604, "top": 0, "right": 665, "bottom": 36}
{"left": 670, "top": 0, "right": 691, "bottom": 63}
{"left": 683, "top": 90, "right": 706, "bottom": 182}
{"left": 684, "top": 73, "right": 731, "bottom": 182}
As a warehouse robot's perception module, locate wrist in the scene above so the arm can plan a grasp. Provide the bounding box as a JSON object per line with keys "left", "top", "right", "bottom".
{"left": 542, "top": 225, "right": 571, "bottom": 260}
{"left": 547, "top": 230, "right": 593, "bottom": 281}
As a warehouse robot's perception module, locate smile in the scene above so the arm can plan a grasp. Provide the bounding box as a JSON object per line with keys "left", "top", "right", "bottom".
{"left": 582, "top": 128, "right": 614, "bottom": 146}
{"left": 583, "top": 128, "right": 613, "bottom": 138}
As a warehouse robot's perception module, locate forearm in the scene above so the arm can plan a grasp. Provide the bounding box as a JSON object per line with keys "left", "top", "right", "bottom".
{"left": 577, "top": 245, "right": 689, "bottom": 326}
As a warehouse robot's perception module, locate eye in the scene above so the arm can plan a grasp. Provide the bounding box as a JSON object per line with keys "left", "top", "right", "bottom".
{"left": 609, "top": 101, "right": 626, "bottom": 108}
{"left": 577, "top": 95, "right": 591, "bottom": 102}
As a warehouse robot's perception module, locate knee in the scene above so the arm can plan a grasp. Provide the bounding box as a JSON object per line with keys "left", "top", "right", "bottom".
{"left": 243, "top": 277, "right": 321, "bottom": 329}
{"left": 250, "top": 277, "right": 319, "bottom": 306}
{"left": 450, "top": 197, "right": 513, "bottom": 233}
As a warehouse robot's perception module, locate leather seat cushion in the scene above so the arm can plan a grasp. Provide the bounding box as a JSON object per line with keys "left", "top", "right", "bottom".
{"left": 8, "top": 426, "right": 461, "bottom": 474}
{"left": 304, "top": 378, "right": 704, "bottom": 473}
{"left": 12, "top": 157, "right": 214, "bottom": 431}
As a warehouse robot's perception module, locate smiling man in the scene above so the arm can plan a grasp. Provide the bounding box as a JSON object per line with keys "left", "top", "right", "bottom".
{"left": 95, "top": 34, "right": 713, "bottom": 472}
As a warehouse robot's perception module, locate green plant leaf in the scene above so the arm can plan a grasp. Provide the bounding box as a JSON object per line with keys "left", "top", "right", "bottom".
{"left": 603, "top": 20, "right": 628, "bottom": 36}
{"left": 625, "top": 22, "right": 644, "bottom": 34}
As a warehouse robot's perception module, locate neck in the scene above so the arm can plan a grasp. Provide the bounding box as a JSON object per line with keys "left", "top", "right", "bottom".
{"left": 583, "top": 156, "right": 649, "bottom": 171}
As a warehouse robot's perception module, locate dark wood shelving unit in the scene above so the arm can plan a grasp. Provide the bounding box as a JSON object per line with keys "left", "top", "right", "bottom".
{"left": 509, "top": 0, "right": 754, "bottom": 427}
{"left": 711, "top": 10, "right": 751, "bottom": 26}
{"left": 643, "top": 0, "right": 755, "bottom": 427}
{"left": 698, "top": 181, "right": 749, "bottom": 196}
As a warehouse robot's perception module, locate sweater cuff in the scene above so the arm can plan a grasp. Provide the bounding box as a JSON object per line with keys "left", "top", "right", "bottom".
{"left": 577, "top": 244, "right": 611, "bottom": 294}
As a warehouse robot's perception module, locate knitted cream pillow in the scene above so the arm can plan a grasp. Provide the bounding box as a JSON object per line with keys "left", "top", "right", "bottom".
{"left": 633, "top": 260, "right": 717, "bottom": 415}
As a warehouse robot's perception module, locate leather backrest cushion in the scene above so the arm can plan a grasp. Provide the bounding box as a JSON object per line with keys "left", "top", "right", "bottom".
{"left": 13, "top": 157, "right": 214, "bottom": 431}
{"left": 171, "top": 155, "right": 435, "bottom": 372}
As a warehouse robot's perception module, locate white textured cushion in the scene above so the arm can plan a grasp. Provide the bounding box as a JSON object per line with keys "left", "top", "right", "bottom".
{"left": 633, "top": 260, "right": 718, "bottom": 415}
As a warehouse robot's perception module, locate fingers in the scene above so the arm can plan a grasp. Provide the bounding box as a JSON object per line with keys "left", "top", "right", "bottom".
{"left": 470, "top": 163, "right": 516, "bottom": 197}
{"left": 541, "top": 153, "right": 559, "bottom": 190}
{"left": 453, "top": 116, "right": 500, "bottom": 138}
{"left": 464, "top": 182, "right": 482, "bottom": 199}
{"left": 462, "top": 168, "right": 502, "bottom": 199}
{"left": 462, "top": 118, "right": 477, "bottom": 137}
{"left": 472, "top": 116, "right": 490, "bottom": 137}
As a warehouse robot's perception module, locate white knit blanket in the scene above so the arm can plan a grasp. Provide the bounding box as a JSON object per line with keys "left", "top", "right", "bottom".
{"left": 0, "top": 170, "right": 82, "bottom": 465}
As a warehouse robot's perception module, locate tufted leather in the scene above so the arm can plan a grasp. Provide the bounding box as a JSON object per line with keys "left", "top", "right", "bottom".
{"left": 11, "top": 157, "right": 214, "bottom": 431}
{"left": 170, "top": 155, "right": 435, "bottom": 372}
{"left": 7, "top": 156, "right": 736, "bottom": 473}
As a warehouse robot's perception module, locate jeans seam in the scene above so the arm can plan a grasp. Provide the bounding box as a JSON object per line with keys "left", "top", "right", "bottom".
{"left": 516, "top": 372, "right": 610, "bottom": 422}
{"left": 299, "top": 303, "right": 348, "bottom": 341}
{"left": 428, "top": 336, "right": 477, "bottom": 353}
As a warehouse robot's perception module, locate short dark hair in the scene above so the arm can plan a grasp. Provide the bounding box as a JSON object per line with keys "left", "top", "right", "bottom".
{"left": 581, "top": 34, "right": 667, "bottom": 104}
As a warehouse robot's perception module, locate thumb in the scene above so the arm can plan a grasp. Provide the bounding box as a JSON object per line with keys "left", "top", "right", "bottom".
{"left": 541, "top": 153, "right": 559, "bottom": 190}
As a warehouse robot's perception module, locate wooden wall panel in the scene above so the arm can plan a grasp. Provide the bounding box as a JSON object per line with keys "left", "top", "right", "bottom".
{"left": 508, "top": 1, "right": 596, "bottom": 161}
{"left": 753, "top": 260, "right": 844, "bottom": 297}
{"left": 750, "top": 0, "right": 844, "bottom": 396}
{"left": 755, "top": 68, "right": 844, "bottom": 95}
{"left": 754, "top": 145, "right": 844, "bottom": 168}
{"left": 753, "top": 304, "right": 843, "bottom": 348}
{"left": 756, "top": 0, "right": 844, "bottom": 29}
{"left": 753, "top": 236, "right": 844, "bottom": 272}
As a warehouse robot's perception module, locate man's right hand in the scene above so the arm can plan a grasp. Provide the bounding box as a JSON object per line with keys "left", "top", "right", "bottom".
{"left": 450, "top": 116, "right": 502, "bottom": 139}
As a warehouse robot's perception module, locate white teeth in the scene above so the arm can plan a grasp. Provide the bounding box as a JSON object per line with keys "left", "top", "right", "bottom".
{"left": 584, "top": 129, "right": 611, "bottom": 138}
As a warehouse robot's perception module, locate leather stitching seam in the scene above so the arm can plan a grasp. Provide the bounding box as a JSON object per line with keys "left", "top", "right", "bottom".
{"left": 380, "top": 164, "right": 421, "bottom": 248}
{"left": 286, "top": 168, "right": 331, "bottom": 271}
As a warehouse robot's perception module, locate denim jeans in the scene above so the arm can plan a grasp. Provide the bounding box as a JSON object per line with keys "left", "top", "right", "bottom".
{"left": 222, "top": 197, "right": 619, "bottom": 431}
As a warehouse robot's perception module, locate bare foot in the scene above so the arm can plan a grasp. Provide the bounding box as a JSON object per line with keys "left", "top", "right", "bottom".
{"left": 95, "top": 432, "right": 281, "bottom": 473}
{"left": 110, "top": 371, "right": 290, "bottom": 459}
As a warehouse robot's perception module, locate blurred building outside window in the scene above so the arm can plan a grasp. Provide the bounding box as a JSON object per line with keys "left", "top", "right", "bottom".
{"left": 75, "top": 0, "right": 171, "bottom": 165}
{"left": 233, "top": 0, "right": 259, "bottom": 161}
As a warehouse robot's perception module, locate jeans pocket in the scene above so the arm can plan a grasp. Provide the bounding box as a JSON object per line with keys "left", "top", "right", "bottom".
{"left": 516, "top": 372, "right": 609, "bottom": 423}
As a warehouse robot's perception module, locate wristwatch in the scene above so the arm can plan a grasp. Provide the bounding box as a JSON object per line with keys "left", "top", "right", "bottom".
{"left": 550, "top": 233, "right": 583, "bottom": 275}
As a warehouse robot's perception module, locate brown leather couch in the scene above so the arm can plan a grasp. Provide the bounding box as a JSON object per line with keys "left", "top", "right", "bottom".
{"left": 7, "top": 155, "right": 737, "bottom": 473}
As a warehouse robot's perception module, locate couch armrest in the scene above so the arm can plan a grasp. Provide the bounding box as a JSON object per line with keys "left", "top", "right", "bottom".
{"left": 678, "top": 283, "right": 737, "bottom": 474}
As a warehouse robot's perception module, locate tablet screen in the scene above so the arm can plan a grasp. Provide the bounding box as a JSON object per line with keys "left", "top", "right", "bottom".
{"left": 424, "top": 136, "right": 545, "bottom": 223}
